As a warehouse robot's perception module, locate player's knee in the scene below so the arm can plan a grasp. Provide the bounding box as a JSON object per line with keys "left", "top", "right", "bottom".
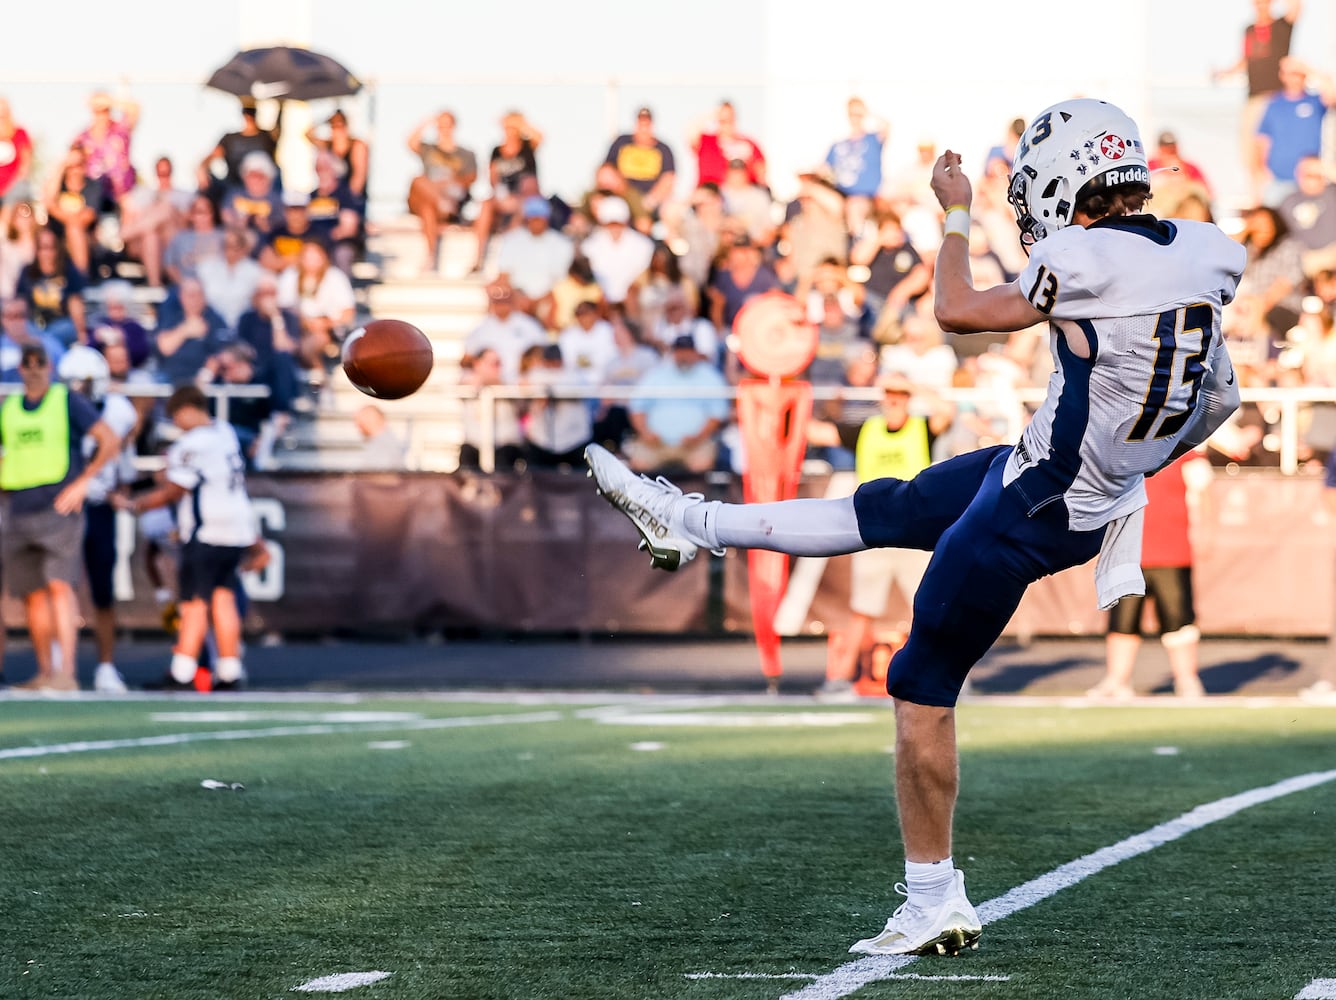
{"left": 885, "top": 646, "right": 962, "bottom": 707}
{"left": 1160, "top": 624, "right": 1200, "bottom": 648}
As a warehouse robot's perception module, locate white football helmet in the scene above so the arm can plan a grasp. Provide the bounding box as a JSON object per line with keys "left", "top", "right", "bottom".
{"left": 57, "top": 344, "right": 110, "bottom": 399}
{"left": 1007, "top": 98, "right": 1149, "bottom": 249}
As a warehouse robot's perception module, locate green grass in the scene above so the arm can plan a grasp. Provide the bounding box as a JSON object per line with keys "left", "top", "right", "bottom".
{"left": 1, "top": 697, "right": 1334, "bottom": 999}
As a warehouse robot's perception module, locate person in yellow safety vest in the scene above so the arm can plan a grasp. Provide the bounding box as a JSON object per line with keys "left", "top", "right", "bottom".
{"left": 814, "top": 371, "right": 954, "bottom": 699}
{"left": 0, "top": 343, "right": 119, "bottom": 691}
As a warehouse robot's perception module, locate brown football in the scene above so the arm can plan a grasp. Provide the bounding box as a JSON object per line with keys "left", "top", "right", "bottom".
{"left": 341, "top": 319, "right": 434, "bottom": 400}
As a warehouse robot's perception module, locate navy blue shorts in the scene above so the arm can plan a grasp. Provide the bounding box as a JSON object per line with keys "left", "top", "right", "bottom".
{"left": 853, "top": 445, "right": 1107, "bottom": 707}
{"left": 178, "top": 539, "right": 246, "bottom": 602}
{"left": 83, "top": 502, "right": 117, "bottom": 610}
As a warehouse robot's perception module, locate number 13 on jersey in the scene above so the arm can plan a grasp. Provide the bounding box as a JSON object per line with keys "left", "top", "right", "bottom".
{"left": 1128, "top": 303, "right": 1215, "bottom": 442}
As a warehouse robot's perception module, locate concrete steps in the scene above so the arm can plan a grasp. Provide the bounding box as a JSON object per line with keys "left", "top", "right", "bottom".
{"left": 271, "top": 216, "right": 488, "bottom": 472}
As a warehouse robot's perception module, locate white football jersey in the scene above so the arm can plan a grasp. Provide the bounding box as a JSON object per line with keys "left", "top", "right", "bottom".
{"left": 165, "top": 421, "right": 257, "bottom": 547}
{"left": 1006, "top": 216, "right": 1247, "bottom": 530}
{"left": 83, "top": 394, "right": 139, "bottom": 504}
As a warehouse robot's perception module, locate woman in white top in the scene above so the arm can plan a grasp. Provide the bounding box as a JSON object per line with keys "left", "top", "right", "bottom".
{"left": 278, "top": 240, "right": 355, "bottom": 372}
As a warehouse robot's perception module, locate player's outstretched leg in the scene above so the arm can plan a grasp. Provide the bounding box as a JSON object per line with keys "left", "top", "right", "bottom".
{"left": 585, "top": 444, "right": 714, "bottom": 571}
{"left": 849, "top": 869, "right": 981, "bottom": 956}
{"left": 586, "top": 444, "right": 869, "bottom": 570}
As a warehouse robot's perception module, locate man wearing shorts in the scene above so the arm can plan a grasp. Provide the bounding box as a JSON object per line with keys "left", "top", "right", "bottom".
{"left": 0, "top": 343, "right": 119, "bottom": 691}
{"left": 119, "top": 386, "right": 256, "bottom": 691}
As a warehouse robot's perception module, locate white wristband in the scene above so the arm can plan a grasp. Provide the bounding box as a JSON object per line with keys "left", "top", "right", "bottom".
{"left": 943, "top": 207, "right": 970, "bottom": 240}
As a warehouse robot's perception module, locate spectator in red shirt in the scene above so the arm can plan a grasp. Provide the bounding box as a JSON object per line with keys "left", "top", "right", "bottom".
{"left": 1213, "top": 0, "right": 1302, "bottom": 163}
{"left": 0, "top": 97, "right": 33, "bottom": 234}
{"left": 689, "top": 101, "right": 766, "bottom": 188}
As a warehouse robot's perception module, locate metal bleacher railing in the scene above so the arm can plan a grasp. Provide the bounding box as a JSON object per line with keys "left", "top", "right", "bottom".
{"left": 20, "top": 377, "right": 1328, "bottom": 476}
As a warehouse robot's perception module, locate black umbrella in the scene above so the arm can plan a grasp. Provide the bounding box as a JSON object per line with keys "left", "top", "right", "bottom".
{"left": 206, "top": 46, "right": 362, "bottom": 102}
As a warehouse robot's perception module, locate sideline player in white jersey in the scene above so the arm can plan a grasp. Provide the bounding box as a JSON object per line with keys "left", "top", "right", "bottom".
{"left": 585, "top": 98, "right": 1247, "bottom": 956}
{"left": 58, "top": 346, "right": 139, "bottom": 694}
{"left": 117, "top": 386, "right": 257, "bottom": 691}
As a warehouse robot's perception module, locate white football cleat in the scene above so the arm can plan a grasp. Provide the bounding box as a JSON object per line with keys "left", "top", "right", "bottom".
{"left": 849, "top": 871, "right": 982, "bottom": 956}
{"left": 584, "top": 444, "right": 710, "bottom": 571}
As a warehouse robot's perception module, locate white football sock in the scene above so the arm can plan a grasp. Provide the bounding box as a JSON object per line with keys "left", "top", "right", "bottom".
{"left": 693, "top": 496, "right": 866, "bottom": 556}
{"left": 905, "top": 858, "right": 957, "bottom": 898}
{"left": 170, "top": 653, "right": 198, "bottom": 684}
{"left": 215, "top": 657, "right": 244, "bottom": 683}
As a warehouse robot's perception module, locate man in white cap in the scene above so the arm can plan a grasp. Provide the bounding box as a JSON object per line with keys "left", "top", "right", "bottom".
{"left": 581, "top": 196, "right": 654, "bottom": 306}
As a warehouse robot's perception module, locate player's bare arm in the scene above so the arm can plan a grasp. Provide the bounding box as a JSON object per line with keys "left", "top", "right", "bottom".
{"left": 931, "top": 151, "right": 1045, "bottom": 335}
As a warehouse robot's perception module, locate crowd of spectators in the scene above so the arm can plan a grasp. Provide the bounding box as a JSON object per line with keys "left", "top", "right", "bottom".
{"left": 3, "top": 10, "right": 1335, "bottom": 480}
{"left": 0, "top": 89, "right": 378, "bottom": 471}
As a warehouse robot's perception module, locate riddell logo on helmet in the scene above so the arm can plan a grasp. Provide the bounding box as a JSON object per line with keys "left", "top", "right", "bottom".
{"left": 1102, "top": 166, "right": 1149, "bottom": 186}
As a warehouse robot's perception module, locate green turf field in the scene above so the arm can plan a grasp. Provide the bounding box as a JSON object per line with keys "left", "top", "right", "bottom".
{"left": 2, "top": 694, "right": 1335, "bottom": 1000}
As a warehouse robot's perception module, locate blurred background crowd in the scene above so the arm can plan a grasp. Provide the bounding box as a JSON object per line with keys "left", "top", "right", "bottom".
{"left": 0, "top": 0, "right": 1333, "bottom": 479}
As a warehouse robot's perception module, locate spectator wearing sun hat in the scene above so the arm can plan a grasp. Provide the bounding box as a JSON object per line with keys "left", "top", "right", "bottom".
{"left": 494, "top": 195, "right": 574, "bottom": 324}
{"left": 581, "top": 196, "right": 655, "bottom": 306}
{"left": 782, "top": 163, "right": 849, "bottom": 302}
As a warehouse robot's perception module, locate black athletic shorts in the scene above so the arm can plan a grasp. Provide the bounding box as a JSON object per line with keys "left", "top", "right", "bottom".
{"left": 1107, "top": 566, "right": 1195, "bottom": 636}
{"left": 177, "top": 538, "right": 246, "bottom": 601}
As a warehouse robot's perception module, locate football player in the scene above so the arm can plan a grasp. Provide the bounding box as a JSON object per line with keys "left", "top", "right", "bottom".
{"left": 585, "top": 98, "right": 1246, "bottom": 956}
{"left": 118, "top": 386, "right": 257, "bottom": 692}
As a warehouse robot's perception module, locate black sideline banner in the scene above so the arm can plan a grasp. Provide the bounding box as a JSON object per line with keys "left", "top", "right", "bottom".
{"left": 23, "top": 471, "right": 1335, "bottom": 639}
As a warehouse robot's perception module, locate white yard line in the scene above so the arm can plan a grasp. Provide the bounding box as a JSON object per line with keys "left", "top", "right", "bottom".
{"left": 687, "top": 972, "right": 1009, "bottom": 983}
{"left": 779, "top": 768, "right": 1336, "bottom": 1000}
{"left": 0, "top": 711, "right": 562, "bottom": 761}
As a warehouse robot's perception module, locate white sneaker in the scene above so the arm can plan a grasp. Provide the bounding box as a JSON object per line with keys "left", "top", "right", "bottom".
{"left": 93, "top": 663, "right": 129, "bottom": 694}
{"left": 849, "top": 870, "right": 982, "bottom": 956}
{"left": 584, "top": 444, "right": 715, "bottom": 571}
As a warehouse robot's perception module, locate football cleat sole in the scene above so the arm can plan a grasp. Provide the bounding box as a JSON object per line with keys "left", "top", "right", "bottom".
{"left": 918, "top": 927, "right": 981, "bottom": 957}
